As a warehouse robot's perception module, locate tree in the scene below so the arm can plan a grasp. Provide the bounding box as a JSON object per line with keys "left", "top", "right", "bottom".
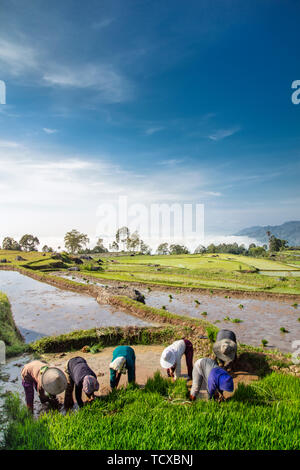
{"left": 156, "top": 243, "right": 169, "bottom": 255}
{"left": 140, "top": 240, "right": 151, "bottom": 255}
{"left": 194, "top": 244, "right": 206, "bottom": 254}
{"left": 19, "top": 234, "right": 40, "bottom": 252}
{"left": 42, "top": 245, "right": 53, "bottom": 253}
{"left": 248, "top": 246, "right": 267, "bottom": 257}
{"left": 109, "top": 241, "right": 119, "bottom": 252}
{"left": 93, "top": 238, "right": 107, "bottom": 253}
{"left": 127, "top": 231, "right": 140, "bottom": 252}
{"left": 116, "top": 227, "right": 130, "bottom": 251}
{"left": 169, "top": 244, "right": 189, "bottom": 255}
{"left": 64, "top": 229, "right": 90, "bottom": 254}
{"left": 2, "top": 237, "right": 21, "bottom": 251}
{"left": 269, "top": 235, "right": 288, "bottom": 252}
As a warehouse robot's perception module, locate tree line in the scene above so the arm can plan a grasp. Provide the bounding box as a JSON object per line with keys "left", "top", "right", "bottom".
{"left": 1, "top": 229, "right": 290, "bottom": 256}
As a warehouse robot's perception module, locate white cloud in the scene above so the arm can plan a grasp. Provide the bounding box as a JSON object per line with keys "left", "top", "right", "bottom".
{"left": 145, "top": 127, "right": 164, "bottom": 135}
{"left": 43, "top": 64, "right": 132, "bottom": 103}
{"left": 208, "top": 127, "right": 240, "bottom": 141}
{"left": 0, "top": 38, "right": 37, "bottom": 75}
{"left": 43, "top": 128, "right": 58, "bottom": 134}
{"left": 0, "top": 139, "right": 21, "bottom": 148}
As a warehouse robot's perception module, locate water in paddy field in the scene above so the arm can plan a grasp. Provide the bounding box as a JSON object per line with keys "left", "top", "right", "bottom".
{"left": 142, "top": 289, "right": 300, "bottom": 353}
{"left": 0, "top": 270, "right": 152, "bottom": 343}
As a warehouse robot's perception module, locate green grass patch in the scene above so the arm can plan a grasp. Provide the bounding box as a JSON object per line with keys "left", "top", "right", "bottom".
{"left": 2, "top": 372, "right": 299, "bottom": 450}
{"left": 0, "top": 291, "right": 26, "bottom": 357}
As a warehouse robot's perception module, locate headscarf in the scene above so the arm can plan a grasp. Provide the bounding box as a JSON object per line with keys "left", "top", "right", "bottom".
{"left": 82, "top": 375, "right": 99, "bottom": 395}
{"left": 109, "top": 356, "right": 127, "bottom": 374}
{"left": 207, "top": 367, "right": 234, "bottom": 398}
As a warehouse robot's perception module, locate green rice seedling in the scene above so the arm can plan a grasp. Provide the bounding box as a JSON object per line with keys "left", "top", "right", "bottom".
{"left": 147, "top": 287, "right": 152, "bottom": 292}
{"left": 238, "top": 304, "right": 244, "bottom": 309}
{"left": 261, "top": 339, "right": 268, "bottom": 347}
{"left": 162, "top": 305, "right": 167, "bottom": 310}
{"left": 201, "top": 311, "right": 207, "bottom": 316}
{"left": 168, "top": 294, "right": 173, "bottom": 301}
{"left": 231, "top": 318, "right": 243, "bottom": 323}
{"left": 88, "top": 343, "right": 103, "bottom": 354}
{"left": 298, "top": 318, "right": 300, "bottom": 322}
{"left": 206, "top": 326, "right": 219, "bottom": 343}
{"left": 194, "top": 299, "right": 200, "bottom": 305}
{"left": 292, "top": 303, "right": 298, "bottom": 308}
{"left": 4, "top": 372, "right": 300, "bottom": 450}
{"left": 223, "top": 316, "right": 230, "bottom": 321}
{"left": 280, "top": 327, "right": 289, "bottom": 333}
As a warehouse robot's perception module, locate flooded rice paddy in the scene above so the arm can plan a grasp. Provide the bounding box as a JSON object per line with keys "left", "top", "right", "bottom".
{"left": 0, "top": 270, "right": 151, "bottom": 343}
{"left": 142, "top": 289, "right": 300, "bottom": 353}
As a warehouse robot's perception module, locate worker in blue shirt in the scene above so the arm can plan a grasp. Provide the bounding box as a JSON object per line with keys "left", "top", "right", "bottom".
{"left": 109, "top": 345, "right": 136, "bottom": 389}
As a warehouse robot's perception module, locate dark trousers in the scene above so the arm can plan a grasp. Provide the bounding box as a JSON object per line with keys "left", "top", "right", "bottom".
{"left": 168, "top": 339, "right": 194, "bottom": 379}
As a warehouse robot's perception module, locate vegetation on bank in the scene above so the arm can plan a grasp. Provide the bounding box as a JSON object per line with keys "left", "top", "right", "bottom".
{"left": 29, "top": 326, "right": 180, "bottom": 354}
{"left": 3, "top": 372, "right": 300, "bottom": 450}
{"left": 0, "top": 292, "right": 25, "bottom": 357}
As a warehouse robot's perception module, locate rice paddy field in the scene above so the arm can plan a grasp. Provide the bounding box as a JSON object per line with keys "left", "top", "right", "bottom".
{"left": 3, "top": 372, "right": 300, "bottom": 450}
{"left": 81, "top": 253, "right": 300, "bottom": 295}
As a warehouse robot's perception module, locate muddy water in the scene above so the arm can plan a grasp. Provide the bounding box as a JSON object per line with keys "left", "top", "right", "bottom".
{"left": 142, "top": 289, "right": 300, "bottom": 353}
{"left": 0, "top": 270, "right": 151, "bottom": 343}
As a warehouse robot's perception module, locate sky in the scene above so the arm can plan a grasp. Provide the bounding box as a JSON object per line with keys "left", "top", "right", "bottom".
{"left": 0, "top": 0, "right": 300, "bottom": 250}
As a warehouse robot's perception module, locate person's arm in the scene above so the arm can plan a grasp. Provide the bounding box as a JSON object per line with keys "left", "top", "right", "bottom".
{"left": 110, "top": 368, "right": 117, "bottom": 389}
{"left": 174, "top": 353, "right": 181, "bottom": 379}
{"left": 75, "top": 383, "right": 84, "bottom": 408}
{"left": 22, "top": 380, "right": 34, "bottom": 413}
{"left": 127, "top": 356, "right": 135, "bottom": 383}
{"left": 190, "top": 364, "right": 203, "bottom": 399}
{"left": 64, "top": 374, "right": 75, "bottom": 410}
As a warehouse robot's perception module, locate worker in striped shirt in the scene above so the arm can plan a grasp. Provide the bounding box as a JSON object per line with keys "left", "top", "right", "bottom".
{"left": 190, "top": 357, "right": 234, "bottom": 402}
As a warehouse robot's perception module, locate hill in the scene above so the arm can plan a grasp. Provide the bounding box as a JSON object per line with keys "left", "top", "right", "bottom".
{"left": 234, "top": 221, "right": 300, "bottom": 246}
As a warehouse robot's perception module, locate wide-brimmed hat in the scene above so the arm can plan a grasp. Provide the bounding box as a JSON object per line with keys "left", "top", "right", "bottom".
{"left": 160, "top": 348, "right": 175, "bottom": 369}
{"left": 110, "top": 356, "right": 126, "bottom": 372}
{"left": 41, "top": 367, "right": 68, "bottom": 395}
{"left": 213, "top": 339, "right": 237, "bottom": 365}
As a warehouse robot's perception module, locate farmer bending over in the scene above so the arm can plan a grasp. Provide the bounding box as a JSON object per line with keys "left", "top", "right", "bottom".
{"left": 213, "top": 329, "right": 237, "bottom": 370}
{"left": 190, "top": 357, "right": 234, "bottom": 402}
{"left": 110, "top": 345, "right": 136, "bottom": 389}
{"left": 64, "top": 356, "right": 99, "bottom": 410}
{"left": 21, "top": 360, "right": 67, "bottom": 414}
{"left": 160, "top": 339, "right": 194, "bottom": 380}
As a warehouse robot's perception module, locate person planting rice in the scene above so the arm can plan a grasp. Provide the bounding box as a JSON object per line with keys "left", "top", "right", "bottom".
{"left": 213, "top": 329, "right": 237, "bottom": 370}
{"left": 160, "top": 338, "right": 194, "bottom": 380}
{"left": 21, "top": 360, "right": 67, "bottom": 414}
{"left": 64, "top": 356, "right": 99, "bottom": 410}
{"left": 190, "top": 357, "right": 234, "bottom": 402}
{"left": 110, "top": 345, "right": 136, "bottom": 389}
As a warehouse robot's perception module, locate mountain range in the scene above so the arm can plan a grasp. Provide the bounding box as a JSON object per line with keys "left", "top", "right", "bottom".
{"left": 234, "top": 221, "right": 300, "bottom": 246}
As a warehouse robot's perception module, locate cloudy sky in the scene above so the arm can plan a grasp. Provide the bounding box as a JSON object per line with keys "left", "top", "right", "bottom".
{"left": 0, "top": 0, "right": 300, "bottom": 249}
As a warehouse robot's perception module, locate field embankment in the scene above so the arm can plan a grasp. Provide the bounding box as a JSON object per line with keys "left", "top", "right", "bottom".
{"left": 0, "top": 292, "right": 24, "bottom": 357}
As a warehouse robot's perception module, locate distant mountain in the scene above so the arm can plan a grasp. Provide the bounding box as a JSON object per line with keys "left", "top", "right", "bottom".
{"left": 234, "top": 221, "right": 300, "bottom": 246}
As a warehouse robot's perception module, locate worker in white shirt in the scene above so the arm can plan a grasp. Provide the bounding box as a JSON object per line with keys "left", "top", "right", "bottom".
{"left": 160, "top": 338, "right": 194, "bottom": 380}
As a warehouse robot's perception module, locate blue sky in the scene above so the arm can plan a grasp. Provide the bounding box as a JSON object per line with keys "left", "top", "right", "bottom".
{"left": 0, "top": 0, "right": 300, "bottom": 249}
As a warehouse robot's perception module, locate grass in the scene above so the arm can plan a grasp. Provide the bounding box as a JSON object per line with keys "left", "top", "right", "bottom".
{"left": 0, "top": 291, "right": 25, "bottom": 357}
{"left": 29, "top": 326, "right": 179, "bottom": 354}
{"left": 2, "top": 372, "right": 300, "bottom": 450}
